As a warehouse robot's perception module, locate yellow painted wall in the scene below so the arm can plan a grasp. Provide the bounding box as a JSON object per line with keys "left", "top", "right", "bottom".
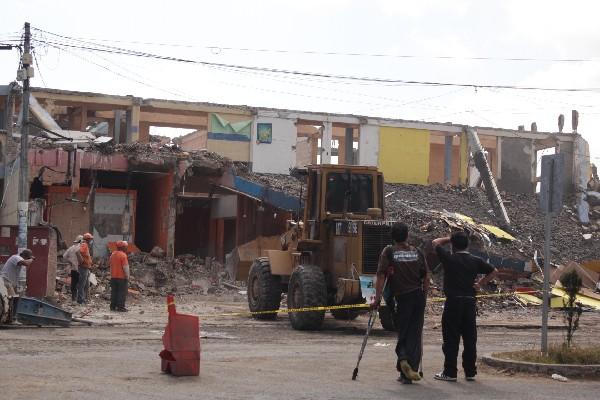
{"left": 207, "top": 139, "right": 250, "bottom": 162}
{"left": 378, "top": 127, "right": 430, "bottom": 184}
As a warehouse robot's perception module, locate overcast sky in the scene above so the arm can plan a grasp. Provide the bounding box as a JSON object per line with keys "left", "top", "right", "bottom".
{"left": 2, "top": 0, "right": 600, "bottom": 162}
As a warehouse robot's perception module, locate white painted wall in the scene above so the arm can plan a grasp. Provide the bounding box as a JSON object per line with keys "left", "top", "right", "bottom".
{"left": 358, "top": 124, "right": 379, "bottom": 166}
{"left": 251, "top": 117, "right": 297, "bottom": 174}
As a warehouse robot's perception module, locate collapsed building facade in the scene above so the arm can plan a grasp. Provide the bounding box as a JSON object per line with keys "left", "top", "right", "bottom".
{"left": 0, "top": 84, "right": 593, "bottom": 288}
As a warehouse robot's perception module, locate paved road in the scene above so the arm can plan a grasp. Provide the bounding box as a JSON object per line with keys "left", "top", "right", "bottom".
{"left": 1, "top": 302, "right": 598, "bottom": 400}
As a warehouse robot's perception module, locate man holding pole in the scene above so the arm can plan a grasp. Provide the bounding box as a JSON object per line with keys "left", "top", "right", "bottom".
{"left": 372, "top": 222, "right": 429, "bottom": 384}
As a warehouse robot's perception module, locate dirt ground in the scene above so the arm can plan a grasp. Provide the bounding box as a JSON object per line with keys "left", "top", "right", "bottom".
{"left": 1, "top": 295, "right": 599, "bottom": 400}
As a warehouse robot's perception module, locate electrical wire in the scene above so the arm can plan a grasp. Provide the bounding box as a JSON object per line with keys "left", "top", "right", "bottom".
{"left": 32, "top": 48, "right": 47, "bottom": 87}
{"left": 47, "top": 42, "right": 201, "bottom": 101}
{"left": 27, "top": 31, "right": 600, "bottom": 64}
{"left": 29, "top": 27, "right": 600, "bottom": 93}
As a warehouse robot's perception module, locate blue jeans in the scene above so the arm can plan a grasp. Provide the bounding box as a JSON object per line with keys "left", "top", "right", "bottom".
{"left": 77, "top": 267, "right": 90, "bottom": 304}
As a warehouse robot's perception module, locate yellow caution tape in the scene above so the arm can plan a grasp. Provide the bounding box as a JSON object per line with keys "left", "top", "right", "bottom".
{"left": 193, "top": 291, "right": 542, "bottom": 318}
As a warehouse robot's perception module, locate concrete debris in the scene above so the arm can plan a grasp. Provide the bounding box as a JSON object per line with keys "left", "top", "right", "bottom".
{"left": 150, "top": 246, "right": 166, "bottom": 258}
{"left": 244, "top": 173, "right": 600, "bottom": 265}
{"left": 384, "top": 183, "right": 600, "bottom": 265}
{"left": 88, "top": 141, "right": 231, "bottom": 170}
{"left": 55, "top": 252, "right": 244, "bottom": 303}
{"left": 551, "top": 373, "right": 568, "bottom": 382}
{"left": 237, "top": 172, "right": 303, "bottom": 198}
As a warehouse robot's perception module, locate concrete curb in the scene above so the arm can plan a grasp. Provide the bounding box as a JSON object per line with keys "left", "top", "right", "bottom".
{"left": 482, "top": 354, "right": 600, "bottom": 378}
{"left": 477, "top": 324, "right": 564, "bottom": 330}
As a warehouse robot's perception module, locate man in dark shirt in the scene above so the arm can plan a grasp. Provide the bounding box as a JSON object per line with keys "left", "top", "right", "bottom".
{"left": 372, "top": 222, "right": 429, "bottom": 384}
{"left": 432, "top": 231, "right": 497, "bottom": 382}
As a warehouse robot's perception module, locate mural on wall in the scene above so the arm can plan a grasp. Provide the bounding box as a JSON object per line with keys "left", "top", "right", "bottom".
{"left": 208, "top": 113, "right": 252, "bottom": 142}
{"left": 257, "top": 123, "right": 273, "bottom": 144}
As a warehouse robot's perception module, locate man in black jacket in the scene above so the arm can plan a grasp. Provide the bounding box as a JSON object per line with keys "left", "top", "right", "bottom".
{"left": 432, "top": 231, "right": 497, "bottom": 382}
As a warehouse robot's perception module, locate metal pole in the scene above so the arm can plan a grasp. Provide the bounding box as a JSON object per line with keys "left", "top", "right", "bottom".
{"left": 541, "top": 212, "right": 551, "bottom": 354}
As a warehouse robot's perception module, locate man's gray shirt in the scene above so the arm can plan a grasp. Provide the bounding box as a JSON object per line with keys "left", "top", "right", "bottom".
{"left": 0, "top": 255, "right": 24, "bottom": 287}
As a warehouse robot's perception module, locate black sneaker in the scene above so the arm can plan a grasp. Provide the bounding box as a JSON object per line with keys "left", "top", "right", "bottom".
{"left": 434, "top": 372, "right": 457, "bottom": 382}
{"left": 116, "top": 307, "right": 128, "bottom": 312}
{"left": 465, "top": 375, "right": 476, "bottom": 382}
{"left": 397, "top": 376, "right": 413, "bottom": 384}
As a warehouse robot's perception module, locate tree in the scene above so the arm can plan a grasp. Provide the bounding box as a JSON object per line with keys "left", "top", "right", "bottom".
{"left": 560, "top": 270, "right": 583, "bottom": 348}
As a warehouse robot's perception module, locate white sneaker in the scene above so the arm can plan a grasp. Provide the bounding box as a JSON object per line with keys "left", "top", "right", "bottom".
{"left": 434, "top": 372, "right": 457, "bottom": 382}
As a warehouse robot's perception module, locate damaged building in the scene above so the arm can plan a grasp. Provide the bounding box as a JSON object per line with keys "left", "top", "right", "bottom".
{"left": 0, "top": 84, "right": 594, "bottom": 285}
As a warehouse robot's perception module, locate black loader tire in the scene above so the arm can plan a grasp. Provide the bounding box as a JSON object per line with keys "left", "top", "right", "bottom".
{"left": 247, "top": 259, "right": 282, "bottom": 320}
{"left": 379, "top": 305, "right": 397, "bottom": 331}
{"left": 331, "top": 308, "right": 361, "bottom": 320}
{"left": 288, "top": 265, "right": 327, "bottom": 330}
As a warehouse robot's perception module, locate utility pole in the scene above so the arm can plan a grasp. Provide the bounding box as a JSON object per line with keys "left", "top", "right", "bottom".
{"left": 17, "top": 22, "right": 32, "bottom": 256}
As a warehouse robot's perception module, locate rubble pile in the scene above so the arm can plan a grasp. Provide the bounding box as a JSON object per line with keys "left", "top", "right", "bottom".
{"left": 385, "top": 183, "right": 599, "bottom": 265}
{"left": 241, "top": 172, "right": 303, "bottom": 198}
{"left": 88, "top": 141, "right": 231, "bottom": 170}
{"left": 85, "top": 248, "right": 241, "bottom": 300}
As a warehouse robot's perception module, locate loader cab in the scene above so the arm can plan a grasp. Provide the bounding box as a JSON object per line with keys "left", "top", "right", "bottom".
{"left": 303, "top": 165, "right": 384, "bottom": 240}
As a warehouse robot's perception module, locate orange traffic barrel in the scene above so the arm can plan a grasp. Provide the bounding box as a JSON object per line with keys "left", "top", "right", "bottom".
{"left": 159, "top": 294, "right": 200, "bottom": 376}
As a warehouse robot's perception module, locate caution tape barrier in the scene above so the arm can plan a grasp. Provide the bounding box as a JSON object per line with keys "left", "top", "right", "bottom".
{"left": 191, "top": 290, "right": 542, "bottom": 319}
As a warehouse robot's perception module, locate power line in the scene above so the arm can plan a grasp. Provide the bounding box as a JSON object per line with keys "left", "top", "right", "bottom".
{"left": 30, "top": 27, "right": 600, "bottom": 93}
{"left": 47, "top": 42, "right": 199, "bottom": 101}
{"left": 28, "top": 32, "right": 600, "bottom": 64}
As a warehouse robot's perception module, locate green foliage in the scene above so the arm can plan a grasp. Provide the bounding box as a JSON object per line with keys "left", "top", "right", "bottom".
{"left": 560, "top": 270, "right": 583, "bottom": 348}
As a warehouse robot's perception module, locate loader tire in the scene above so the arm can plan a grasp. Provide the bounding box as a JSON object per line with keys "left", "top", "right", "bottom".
{"left": 379, "top": 305, "right": 397, "bottom": 332}
{"left": 247, "top": 259, "right": 282, "bottom": 320}
{"left": 331, "top": 308, "right": 361, "bottom": 320}
{"left": 288, "top": 265, "right": 327, "bottom": 330}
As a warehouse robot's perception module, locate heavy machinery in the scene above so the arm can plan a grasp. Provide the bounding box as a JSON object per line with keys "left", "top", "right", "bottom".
{"left": 247, "top": 165, "right": 397, "bottom": 330}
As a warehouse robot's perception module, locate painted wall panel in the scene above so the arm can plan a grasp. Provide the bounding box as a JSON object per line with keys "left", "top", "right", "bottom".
{"left": 207, "top": 139, "right": 250, "bottom": 162}
{"left": 251, "top": 117, "right": 297, "bottom": 174}
{"left": 359, "top": 124, "right": 379, "bottom": 166}
{"left": 378, "top": 127, "right": 430, "bottom": 184}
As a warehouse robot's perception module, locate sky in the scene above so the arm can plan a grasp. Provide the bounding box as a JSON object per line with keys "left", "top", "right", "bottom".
{"left": 2, "top": 0, "right": 600, "bottom": 162}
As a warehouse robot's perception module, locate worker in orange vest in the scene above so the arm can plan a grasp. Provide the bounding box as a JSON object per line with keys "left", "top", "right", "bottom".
{"left": 76, "top": 233, "right": 94, "bottom": 305}
{"left": 110, "top": 241, "right": 130, "bottom": 312}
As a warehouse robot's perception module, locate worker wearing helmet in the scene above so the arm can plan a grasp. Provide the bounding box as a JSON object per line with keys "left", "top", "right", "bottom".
{"left": 76, "top": 233, "right": 94, "bottom": 305}
{"left": 109, "top": 240, "right": 130, "bottom": 312}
